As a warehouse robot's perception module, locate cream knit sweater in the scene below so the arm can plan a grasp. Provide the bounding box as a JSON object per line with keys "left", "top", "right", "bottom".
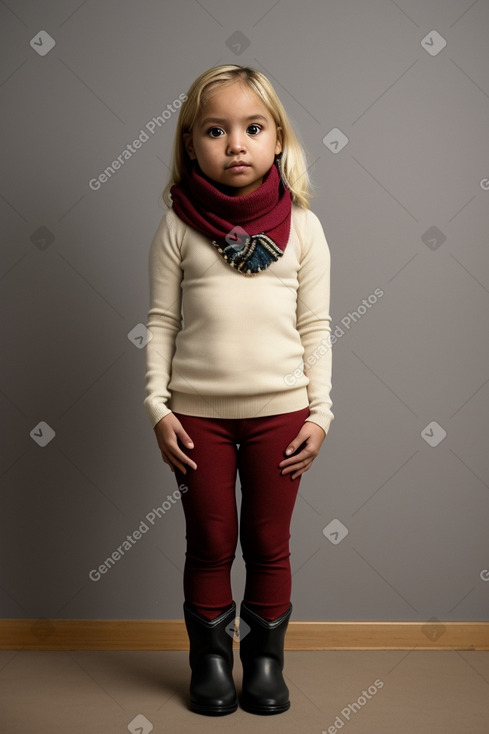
{"left": 144, "top": 204, "right": 334, "bottom": 435}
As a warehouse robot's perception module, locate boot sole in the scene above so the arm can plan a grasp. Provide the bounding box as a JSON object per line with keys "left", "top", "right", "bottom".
{"left": 190, "top": 700, "right": 238, "bottom": 716}
{"left": 239, "top": 697, "right": 290, "bottom": 715}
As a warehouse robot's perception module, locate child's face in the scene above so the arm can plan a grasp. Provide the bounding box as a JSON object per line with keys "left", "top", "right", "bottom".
{"left": 183, "top": 82, "right": 282, "bottom": 196}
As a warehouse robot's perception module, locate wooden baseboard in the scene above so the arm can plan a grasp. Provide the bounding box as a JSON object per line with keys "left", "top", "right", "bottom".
{"left": 0, "top": 619, "right": 488, "bottom": 650}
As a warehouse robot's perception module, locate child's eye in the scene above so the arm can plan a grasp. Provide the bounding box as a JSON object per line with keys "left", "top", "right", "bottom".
{"left": 247, "top": 124, "right": 261, "bottom": 135}
{"left": 207, "top": 127, "right": 224, "bottom": 138}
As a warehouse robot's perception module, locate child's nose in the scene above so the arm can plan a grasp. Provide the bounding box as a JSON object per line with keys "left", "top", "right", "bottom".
{"left": 227, "top": 134, "right": 246, "bottom": 152}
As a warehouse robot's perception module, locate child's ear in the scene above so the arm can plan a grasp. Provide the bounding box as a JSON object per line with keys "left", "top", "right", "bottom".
{"left": 183, "top": 132, "right": 196, "bottom": 160}
{"left": 275, "top": 126, "right": 283, "bottom": 156}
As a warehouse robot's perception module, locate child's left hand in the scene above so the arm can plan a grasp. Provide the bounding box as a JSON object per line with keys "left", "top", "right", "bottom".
{"left": 279, "top": 421, "right": 327, "bottom": 480}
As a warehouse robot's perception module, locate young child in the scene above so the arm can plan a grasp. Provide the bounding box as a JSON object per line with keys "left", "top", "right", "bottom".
{"left": 144, "top": 64, "right": 334, "bottom": 717}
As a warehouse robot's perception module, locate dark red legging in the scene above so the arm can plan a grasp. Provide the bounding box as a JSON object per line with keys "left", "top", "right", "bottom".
{"left": 172, "top": 406, "right": 310, "bottom": 621}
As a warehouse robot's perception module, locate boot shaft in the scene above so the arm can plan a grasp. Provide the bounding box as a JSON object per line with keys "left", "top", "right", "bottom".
{"left": 184, "top": 602, "right": 236, "bottom": 671}
{"left": 239, "top": 602, "right": 292, "bottom": 669}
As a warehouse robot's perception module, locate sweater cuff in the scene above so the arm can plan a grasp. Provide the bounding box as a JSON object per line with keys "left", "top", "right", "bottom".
{"left": 305, "top": 413, "right": 334, "bottom": 436}
{"left": 145, "top": 401, "right": 173, "bottom": 429}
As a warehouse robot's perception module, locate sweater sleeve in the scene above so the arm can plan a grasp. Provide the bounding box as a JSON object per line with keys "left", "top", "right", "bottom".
{"left": 143, "top": 210, "right": 183, "bottom": 428}
{"left": 296, "top": 208, "right": 334, "bottom": 436}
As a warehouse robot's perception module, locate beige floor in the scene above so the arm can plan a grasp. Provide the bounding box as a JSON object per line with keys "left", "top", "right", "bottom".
{"left": 1, "top": 649, "right": 489, "bottom": 733}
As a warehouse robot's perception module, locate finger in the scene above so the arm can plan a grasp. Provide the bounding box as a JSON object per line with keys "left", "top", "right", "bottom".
{"left": 161, "top": 453, "right": 176, "bottom": 473}
{"left": 292, "top": 461, "right": 313, "bottom": 479}
{"left": 162, "top": 447, "right": 189, "bottom": 474}
{"left": 167, "top": 457, "right": 185, "bottom": 474}
{"left": 281, "top": 458, "right": 304, "bottom": 475}
{"left": 284, "top": 437, "right": 307, "bottom": 457}
{"left": 279, "top": 447, "right": 310, "bottom": 468}
{"left": 169, "top": 445, "right": 197, "bottom": 473}
{"left": 179, "top": 431, "right": 194, "bottom": 449}
{"left": 282, "top": 457, "right": 312, "bottom": 475}
{"left": 175, "top": 426, "right": 195, "bottom": 450}
{"left": 289, "top": 466, "right": 306, "bottom": 480}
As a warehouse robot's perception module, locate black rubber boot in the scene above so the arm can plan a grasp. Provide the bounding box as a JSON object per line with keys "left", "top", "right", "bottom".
{"left": 239, "top": 601, "right": 292, "bottom": 715}
{"left": 183, "top": 601, "right": 238, "bottom": 716}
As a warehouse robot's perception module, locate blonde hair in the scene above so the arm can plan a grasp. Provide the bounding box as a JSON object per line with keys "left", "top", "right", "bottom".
{"left": 162, "top": 65, "right": 313, "bottom": 209}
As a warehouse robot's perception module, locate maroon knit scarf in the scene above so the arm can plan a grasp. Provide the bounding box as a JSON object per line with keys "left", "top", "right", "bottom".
{"left": 170, "top": 160, "right": 292, "bottom": 276}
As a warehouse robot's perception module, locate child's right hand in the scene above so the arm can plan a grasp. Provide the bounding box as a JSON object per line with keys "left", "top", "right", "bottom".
{"left": 153, "top": 413, "right": 197, "bottom": 475}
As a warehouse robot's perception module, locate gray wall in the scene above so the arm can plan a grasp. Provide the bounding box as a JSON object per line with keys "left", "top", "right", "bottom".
{"left": 1, "top": 0, "right": 488, "bottom": 625}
